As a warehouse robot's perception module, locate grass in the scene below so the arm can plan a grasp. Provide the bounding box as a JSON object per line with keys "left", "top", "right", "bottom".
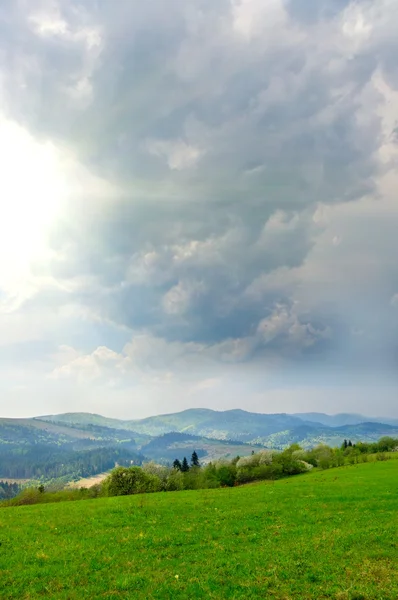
{"left": 0, "top": 461, "right": 397, "bottom": 599}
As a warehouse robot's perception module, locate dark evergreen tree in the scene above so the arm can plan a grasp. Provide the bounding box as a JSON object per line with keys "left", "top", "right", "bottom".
{"left": 191, "top": 451, "right": 200, "bottom": 467}
{"left": 343, "top": 439, "right": 348, "bottom": 449}
{"left": 181, "top": 457, "right": 190, "bottom": 472}
{"left": 348, "top": 440, "right": 353, "bottom": 447}
{"left": 173, "top": 458, "right": 182, "bottom": 471}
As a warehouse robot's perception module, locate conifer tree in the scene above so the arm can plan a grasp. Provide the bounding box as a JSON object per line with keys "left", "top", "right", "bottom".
{"left": 191, "top": 451, "right": 200, "bottom": 467}
{"left": 348, "top": 440, "right": 353, "bottom": 447}
{"left": 173, "top": 459, "right": 182, "bottom": 471}
{"left": 181, "top": 457, "right": 190, "bottom": 472}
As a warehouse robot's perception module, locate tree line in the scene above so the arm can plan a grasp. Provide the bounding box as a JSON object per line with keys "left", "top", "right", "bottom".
{"left": 0, "top": 446, "right": 143, "bottom": 481}
{"left": 0, "top": 481, "right": 20, "bottom": 500}
{"left": 3, "top": 436, "right": 397, "bottom": 507}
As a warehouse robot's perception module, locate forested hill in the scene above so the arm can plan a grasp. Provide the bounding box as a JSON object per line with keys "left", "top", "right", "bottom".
{"left": 0, "top": 418, "right": 257, "bottom": 482}
{"left": 2, "top": 409, "right": 398, "bottom": 485}
{"left": 0, "top": 418, "right": 144, "bottom": 482}
{"left": 39, "top": 408, "right": 398, "bottom": 445}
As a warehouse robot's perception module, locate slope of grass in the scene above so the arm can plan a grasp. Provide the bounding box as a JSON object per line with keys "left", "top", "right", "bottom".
{"left": 0, "top": 461, "right": 397, "bottom": 599}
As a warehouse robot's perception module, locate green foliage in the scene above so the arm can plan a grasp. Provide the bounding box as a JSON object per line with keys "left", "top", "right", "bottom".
{"left": 215, "top": 463, "right": 236, "bottom": 487}
{"left": 4, "top": 435, "right": 398, "bottom": 509}
{"left": 3, "top": 485, "right": 104, "bottom": 507}
{"left": 165, "top": 469, "right": 184, "bottom": 491}
{"left": 103, "top": 467, "right": 162, "bottom": 496}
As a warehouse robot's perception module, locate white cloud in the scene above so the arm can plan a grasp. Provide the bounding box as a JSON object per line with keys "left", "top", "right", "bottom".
{"left": 146, "top": 138, "right": 204, "bottom": 170}
{"left": 162, "top": 280, "right": 207, "bottom": 315}
{"left": 257, "top": 304, "right": 331, "bottom": 349}
{"left": 231, "top": 0, "right": 290, "bottom": 40}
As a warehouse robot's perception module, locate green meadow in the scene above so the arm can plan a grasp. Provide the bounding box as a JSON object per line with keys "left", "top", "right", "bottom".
{"left": 1, "top": 460, "right": 397, "bottom": 599}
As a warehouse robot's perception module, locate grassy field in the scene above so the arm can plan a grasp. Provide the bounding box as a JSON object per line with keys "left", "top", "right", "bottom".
{"left": 0, "top": 461, "right": 397, "bottom": 599}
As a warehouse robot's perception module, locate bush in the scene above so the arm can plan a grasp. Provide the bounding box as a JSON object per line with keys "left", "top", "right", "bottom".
{"left": 216, "top": 464, "right": 237, "bottom": 487}
{"left": 2, "top": 484, "right": 106, "bottom": 507}
{"left": 298, "top": 461, "right": 314, "bottom": 471}
{"left": 8, "top": 488, "right": 42, "bottom": 506}
{"left": 251, "top": 465, "right": 274, "bottom": 480}
{"left": 165, "top": 469, "right": 184, "bottom": 491}
{"left": 104, "top": 467, "right": 162, "bottom": 496}
{"left": 377, "top": 437, "right": 396, "bottom": 452}
{"left": 236, "top": 467, "right": 256, "bottom": 484}
{"left": 201, "top": 463, "right": 221, "bottom": 489}
{"left": 376, "top": 452, "right": 388, "bottom": 462}
{"left": 142, "top": 462, "right": 171, "bottom": 489}
{"left": 318, "top": 456, "right": 331, "bottom": 469}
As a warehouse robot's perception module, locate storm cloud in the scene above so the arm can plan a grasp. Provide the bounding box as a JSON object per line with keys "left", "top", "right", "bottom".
{"left": 0, "top": 0, "right": 397, "bottom": 418}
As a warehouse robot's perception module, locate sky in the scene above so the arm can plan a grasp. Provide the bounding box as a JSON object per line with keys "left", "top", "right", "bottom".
{"left": 0, "top": 0, "right": 398, "bottom": 419}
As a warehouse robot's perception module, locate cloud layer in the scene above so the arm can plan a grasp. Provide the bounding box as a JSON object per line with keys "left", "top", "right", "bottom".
{"left": 1, "top": 0, "right": 398, "bottom": 417}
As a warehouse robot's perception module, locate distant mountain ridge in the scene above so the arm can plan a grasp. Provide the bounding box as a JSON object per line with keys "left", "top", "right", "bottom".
{"left": 2, "top": 408, "right": 398, "bottom": 483}
{"left": 38, "top": 409, "right": 309, "bottom": 441}
{"left": 37, "top": 408, "right": 398, "bottom": 446}
{"left": 293, "top": 412, "right": 398, "bottom": 427}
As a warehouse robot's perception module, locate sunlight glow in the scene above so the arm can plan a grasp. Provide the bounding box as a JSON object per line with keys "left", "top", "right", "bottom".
{"left": 0, "top": 118, "right": 67, "bottom": 284}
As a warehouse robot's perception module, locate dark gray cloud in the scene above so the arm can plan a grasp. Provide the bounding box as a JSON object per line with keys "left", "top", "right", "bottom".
{"left": 284, "top": 0, "right": 351, "bottom": 24}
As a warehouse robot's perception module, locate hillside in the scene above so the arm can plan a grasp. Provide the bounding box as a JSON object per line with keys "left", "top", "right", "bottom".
{"left": 4, "top": 409, "right": 398, "bottom": 484}
{"left": 257, "top": 421, "right": 398, "bottom": 449}
{"left": 0, "top": 418, "right": 143, "bottom": 482}
{"left": 0, "top": 418, "right": 256, "bottom": 483}
{"left": 39, "top": 408, "right": 398, "bottom": 447}
{"left": 39, "top": 409, "right": 307, "bottom": 440}
{"left": 1, "top": 460, "right": 397, "bottom": 599}
{"left": 139, "top": 431, "right": 257, "bottom": 463}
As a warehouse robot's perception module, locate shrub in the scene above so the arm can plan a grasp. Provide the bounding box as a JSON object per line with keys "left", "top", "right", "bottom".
{"left": 376, "top": 452, "right": 388, "bottom": 462}
{"left": 8, "top": 488, "right": 42, "bottom": 506}
{"left": 236, "top": 467, "right": 256, "bottom": 484}
{"left": 142, "top": 462, "right": 171, "bottom": 489}
{"left": 251, "top": 465, "right": 274, "bottom": 480}
{"left": 216, "top": 464, "right": 237, "bottom": 487}
{"left": 318, "top": 456, "right": 331, "bottom": 469}
{"left": 257, "top": 450, "right": 274, "bottom": 465}
{"left": 236, "top": 455, "right": 257, "bottom": 469}
{"left": 165, "top": 469, "right": 184, "bottom": 491}
{"left": 377, "top": 437, "right": 397, "bottom": 452}
{"left": 298, "top": 461, "right": 314, "bottom": 471}
{"left": 104, "top": 467, "right": 162, "bottom": 496}
{"left": 201, "top": 463, "right": 221, "bottom": 489}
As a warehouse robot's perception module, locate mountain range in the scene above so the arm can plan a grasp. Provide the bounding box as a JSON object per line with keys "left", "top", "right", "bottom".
{"left": 38, "top": 408, "right": 398, "bottom": 444}
{"left": 1, "top": 409, "right": 397, "bottom": 484}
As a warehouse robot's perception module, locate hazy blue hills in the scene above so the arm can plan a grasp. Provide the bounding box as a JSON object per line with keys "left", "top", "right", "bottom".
{"left": 0, "top": 416, "right": 257, "bottom": 481}
{"left": 39, "top": 408, "right": 398, "bottom": 445}
{"left": 39, "top": 409, "right": 308, "bottom": 441}
{"left": 293, "top": 412, "right": 398, "bottom": 427}
{"left": 2, "top": 409, "right": 398, "bottom": 484}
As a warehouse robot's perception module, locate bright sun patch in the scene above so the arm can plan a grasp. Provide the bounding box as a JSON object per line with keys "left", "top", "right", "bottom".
{"left": 0, "top": 118, "right": 67, "bottom": 285}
